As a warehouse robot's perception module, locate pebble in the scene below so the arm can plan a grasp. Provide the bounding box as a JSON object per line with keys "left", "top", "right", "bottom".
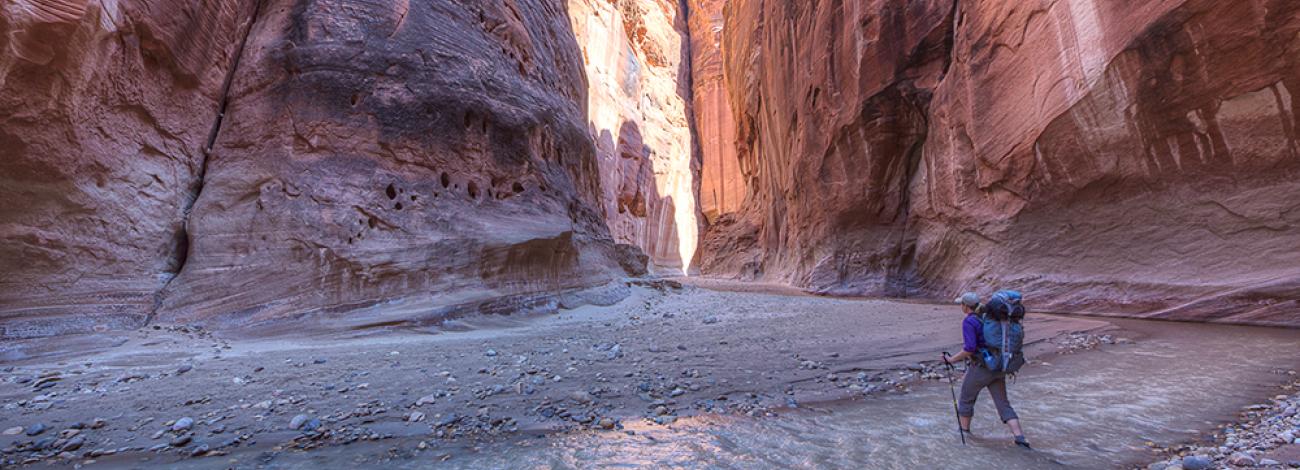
{"left": 408, "top": 411, "right": 426, "bottom": 422}
{"left": 570, "top": 391, "right": 594, "bottom": 404}
{"left": 169, "top": 434, "right": 192, "bottom": 447}
{"left": 25, "top": 423, "right": 46, "bottom": 436}
{"left": 290, "top": 414, "right": 310, "bottom": 430}
{"left": 485, "top": 349, "right": 498, "bottom": 357}
{"left": 172, "top": 417, "right": 194, "bottom": 432}
{"left": 176, "top": 364, "right": 192, "bottom": 375}
{"left": 1226, "top": 452, "right": 1256, "bottom": 466}
{"left": 60, "top": 436, "right": 85, "bottom": 452}
{"left": 1181, "top": 455, "right": 1212, "bottom": 470}
{"left": 2, "top": 427, "right": 22, "bottom": 436}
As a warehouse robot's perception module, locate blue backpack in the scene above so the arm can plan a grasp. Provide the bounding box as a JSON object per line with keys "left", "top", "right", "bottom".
{"left": 979, "top": 290, "right": 1026, "bottom": 374}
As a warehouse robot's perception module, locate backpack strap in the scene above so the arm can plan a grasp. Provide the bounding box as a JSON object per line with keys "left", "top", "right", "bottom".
{"left": 1001, "top": 319, "right": 1011, "bottom": 371}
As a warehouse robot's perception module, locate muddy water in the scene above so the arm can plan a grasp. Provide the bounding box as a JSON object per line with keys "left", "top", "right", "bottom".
{"left": 203, "top": 318, "right": 1299, "bottom": 469}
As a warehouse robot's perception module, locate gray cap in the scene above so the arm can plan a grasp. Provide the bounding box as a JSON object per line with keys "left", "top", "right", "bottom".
{"left": 954, "top": 292, "right": 980, "bottom": 307}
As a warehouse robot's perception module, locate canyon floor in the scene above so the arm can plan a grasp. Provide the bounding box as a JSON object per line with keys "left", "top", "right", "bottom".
{"left": 2, "top": 280, "right": 1298, "bottom": 469}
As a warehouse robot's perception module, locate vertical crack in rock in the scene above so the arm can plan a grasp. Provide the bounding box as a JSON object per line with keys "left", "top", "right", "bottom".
{"left": 887, "top": 0, "right": 960, "bottom": 296}
{"left": 148, "top": 0, "right": 268, "bottom": 326}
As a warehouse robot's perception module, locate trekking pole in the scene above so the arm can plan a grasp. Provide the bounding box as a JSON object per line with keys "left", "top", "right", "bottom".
{"left": 941, "top": 352, "right": 966, "bottom": 445}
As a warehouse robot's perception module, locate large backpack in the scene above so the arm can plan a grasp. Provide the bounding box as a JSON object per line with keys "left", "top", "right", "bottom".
{"left": 979, "top": 290, "right": 1026, "bottom": 374}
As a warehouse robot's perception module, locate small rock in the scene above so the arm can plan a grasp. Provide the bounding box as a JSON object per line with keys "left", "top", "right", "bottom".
{"left": 702, "top": 317, "right": 719, "bottom": 325}
{"left": 408, "top": 411, "right": 425, "bottom": 422}
{"left": 172, "top": 417, "right": 194, "bottom": 432}
{"left": 176, "top": 364, "right": 192, "bottom": 375}
{"left": 25, "top": 423, "right": 46, "bottom": 436}
{"left": 169, "top": 434, "right": 192, "bottom": 447}
{"left": 1226, "top": 452, "right": 1256, "bottom": 467}
{"left": 1181, "top": 455, "right": 1212, "bottom": 470}
{"left": 2, "top": 427, "right": 22, "bottom": 436}
{"left": 289, "top": 414, "right": 310, "bottom": 430}
{"left": 570, "top": 391, "right": 594, "bottom": 404}
{"left": 485, "top": 349, "right": 498, "bottom": 357}
{"left": 416, "top": 395, "right": 437, "bottom": 406}
{"left": 60, "top": 436, "right": 84, "bottom": 452}
{"left": 598, "top": 418, "right": 616, "bottom": 430}
{"left": 1259, "top": 459, "right": 1279, "bottom": 466}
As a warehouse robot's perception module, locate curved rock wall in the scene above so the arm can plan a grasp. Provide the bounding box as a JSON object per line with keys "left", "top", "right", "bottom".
{"left": 1, "top": 0, "right": 643, "bottom": 337}
{"left": 705, "top": 0, "right": 1300, "bottom": 326}
{"left": 0, "top": 0, "right": 253, "bottom": 338}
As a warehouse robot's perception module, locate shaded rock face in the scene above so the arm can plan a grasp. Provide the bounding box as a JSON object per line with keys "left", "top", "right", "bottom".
{"left": 0, "top": 0, "right": 253, "bottom": 338}
{"left": 705, "top": 0, "right": 1300, "bottom": 326}
{"left": 567, "top": 0, "right": 701, "bottom": 274}
{"left": 1, "top": 0, "right": 641, "bottom": 337}
{"left": 157, "top": 0, "right": 636, "bottom": 328}
{"left": 703, "top": 0, "right": 957, "bottom": 293}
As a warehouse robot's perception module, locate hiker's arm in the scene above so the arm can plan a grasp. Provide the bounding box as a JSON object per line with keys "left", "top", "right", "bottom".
{"left": 945, "top": 350, "right": 972, "bottom": 363}
{"left": 945, "top": 317, "right": 981, "bottom": 364}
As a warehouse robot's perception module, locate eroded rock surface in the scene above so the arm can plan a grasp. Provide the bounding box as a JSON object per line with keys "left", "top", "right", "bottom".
{"left": 0, "top": 0, "right": 254, "bottom": 338}
{"left": 1, "top": 0, "right": 644, "bottom": 337}
{"left": 704, "top": 0, "right": 1300, "bottom": 326}
{"left": 155, "top": 0, "right": 637, "bottom": 328}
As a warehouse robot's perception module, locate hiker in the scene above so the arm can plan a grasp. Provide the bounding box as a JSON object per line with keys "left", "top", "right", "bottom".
{"left": 942, "top": 292, "right": 1031, "bottom": 449}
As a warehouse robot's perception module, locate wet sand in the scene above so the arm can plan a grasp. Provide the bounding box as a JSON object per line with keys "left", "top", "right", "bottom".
{"left": 0, "top": 279, "right": 1107, "bottom": 467}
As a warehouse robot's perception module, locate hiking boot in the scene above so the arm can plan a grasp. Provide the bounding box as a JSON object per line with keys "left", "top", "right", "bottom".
{"left": 1014, "top": 435, "right": 1031, "bottom": 449}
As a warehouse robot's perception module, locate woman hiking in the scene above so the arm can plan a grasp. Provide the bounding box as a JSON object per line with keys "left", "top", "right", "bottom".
{"left": 942, "top": 292, "right": 1031, "bottom": 449}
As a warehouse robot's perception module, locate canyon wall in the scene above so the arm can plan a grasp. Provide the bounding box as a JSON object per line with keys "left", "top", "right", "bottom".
{"left": 566, "top": 0, "right": 700, "bottom": 274}
{"left": 0, "top": 0, "right": 254, "bottom": 338}
{"left": 704, "top": 0, "right": 1300, "bottom": 326}
{"left": 687, "top": 0, "right": 741, "bottom": 224}
{"left": 1, "top": 0, "right": 645, "bottom": 338}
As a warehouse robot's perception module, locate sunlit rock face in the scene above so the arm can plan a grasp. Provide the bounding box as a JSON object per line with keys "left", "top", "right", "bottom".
{"left": 0, "top": 0, "right": 252, "bottom": 338}
{"left": 566, "top": 0, "right": 700, "bottom": 274}
{"left": 1, "top": 0, "right": 642, "bottom": 337}
{"left": 705, "top": 0, "right": 1300, "bottom": 326}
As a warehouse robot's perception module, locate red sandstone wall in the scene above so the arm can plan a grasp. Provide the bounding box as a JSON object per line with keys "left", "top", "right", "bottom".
{"left": 704, "top": 0, "right": 1300, "bottom": 326}
{"left": 0, "top": 0, "right": 643, "bottom": 337}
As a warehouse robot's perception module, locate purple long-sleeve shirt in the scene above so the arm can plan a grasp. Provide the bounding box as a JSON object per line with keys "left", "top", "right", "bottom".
{"left": 962, "top": 313, "right": 983, "bottom": 353}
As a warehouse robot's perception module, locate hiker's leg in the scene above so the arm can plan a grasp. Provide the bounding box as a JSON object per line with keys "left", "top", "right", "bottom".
{"left": 1005, "top": 418, "right": 1024, "bottom": 436}
{"left": 986, "top": 375, "right": 1020, "bottom": 430}
{"left": 957, "top": 366, "right": 989, "bottom": 427}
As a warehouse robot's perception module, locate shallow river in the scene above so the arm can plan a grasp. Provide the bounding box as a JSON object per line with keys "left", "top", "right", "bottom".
{"left": 196, "top": 317, "right": 1299, "bottom": 469}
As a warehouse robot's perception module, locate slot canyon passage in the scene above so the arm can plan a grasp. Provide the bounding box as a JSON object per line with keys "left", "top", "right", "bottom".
{"left": 1, "top": 0, "right": 1299, "bottom": 468}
